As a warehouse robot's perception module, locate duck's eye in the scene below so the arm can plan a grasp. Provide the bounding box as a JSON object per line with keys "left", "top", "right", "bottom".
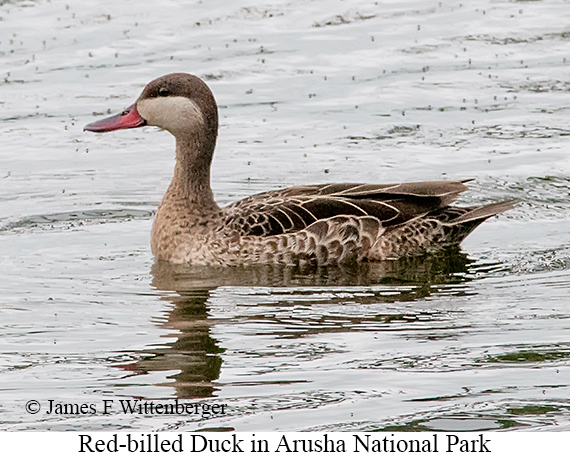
{"left": 158, "top": 87, "right": 169, "bottom": 97}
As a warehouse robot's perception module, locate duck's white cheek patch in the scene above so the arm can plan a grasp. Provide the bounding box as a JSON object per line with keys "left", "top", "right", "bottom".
{"left": 137, "top": 96, "right": 204, "bottom": 134}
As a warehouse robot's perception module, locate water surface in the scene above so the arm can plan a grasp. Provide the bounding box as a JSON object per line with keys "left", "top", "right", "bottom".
{"left": 1, "top": 0, "right": 570, "bottom": 431}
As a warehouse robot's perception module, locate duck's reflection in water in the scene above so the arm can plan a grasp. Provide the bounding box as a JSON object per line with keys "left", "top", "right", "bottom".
{"left": 127, "top": 249, "right": 475, "bottom": 399}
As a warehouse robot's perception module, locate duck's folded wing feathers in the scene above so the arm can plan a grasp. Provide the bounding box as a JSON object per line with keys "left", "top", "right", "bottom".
{"left": 221, "top": 181, "right": 470, "bottom": 237}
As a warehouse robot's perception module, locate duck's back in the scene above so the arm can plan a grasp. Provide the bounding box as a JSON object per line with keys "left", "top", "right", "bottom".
{"left": 215, "top": 181, "right": 514, "bottom": 265}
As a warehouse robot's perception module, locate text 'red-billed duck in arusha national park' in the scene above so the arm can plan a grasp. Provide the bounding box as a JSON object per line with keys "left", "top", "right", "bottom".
{"left": 84, "top": 73, "right": 515, "bottom": 267}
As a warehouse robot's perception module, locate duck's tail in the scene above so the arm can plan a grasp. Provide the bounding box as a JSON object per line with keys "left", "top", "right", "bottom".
{"left": 371, "top": 199, "right": 517, "bottom": 260}
{"left": 440, "top": 199, "right": 517, "bottom": 246}
{"left": 450, "top": 199, "right": 517, "bottom": 225}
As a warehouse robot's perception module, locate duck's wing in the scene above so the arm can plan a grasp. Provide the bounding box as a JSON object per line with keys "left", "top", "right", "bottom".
{"left": 221, "top": 180, "right": 470, "bottom": 237}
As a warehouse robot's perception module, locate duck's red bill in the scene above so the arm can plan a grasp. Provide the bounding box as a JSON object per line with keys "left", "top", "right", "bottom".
{"left": 84, "top": 104, "right": 146, "bottom": 132}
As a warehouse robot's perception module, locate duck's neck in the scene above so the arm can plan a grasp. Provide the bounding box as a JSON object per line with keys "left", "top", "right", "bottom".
{"left": 170, "top": 136, "right": 219, "bottom": 214}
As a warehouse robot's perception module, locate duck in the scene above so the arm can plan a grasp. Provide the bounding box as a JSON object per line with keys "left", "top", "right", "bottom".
{"left": 84, "top": 73, "right": 514, "bottom": 266}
